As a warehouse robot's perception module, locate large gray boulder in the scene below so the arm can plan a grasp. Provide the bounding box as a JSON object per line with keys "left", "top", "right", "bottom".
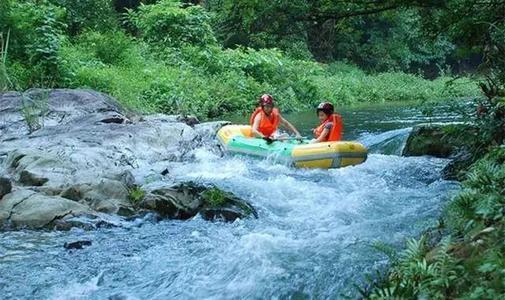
{"left": 0, "top": 189, "right": 91, "bottom": 229}
{"left": 0, "top": 89, "right": 255, "bottom": 230}
{"left": 0, "top": 89, "right": 126, "bottom": 138}
{"left": 0, "top": 89, "right": 197, "bottom": 190}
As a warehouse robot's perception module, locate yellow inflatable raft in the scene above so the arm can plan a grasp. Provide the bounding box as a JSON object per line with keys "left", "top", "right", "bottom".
{"left": 217, "top": 125, "right": 368, "bottom": 169}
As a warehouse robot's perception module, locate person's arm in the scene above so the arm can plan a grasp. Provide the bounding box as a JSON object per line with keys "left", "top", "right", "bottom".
{"left": 310, "top": 128, "right": 330, "bottom": 143}
{"left": 251, "top": 114, "right": 265, "bottom": 138}
{"left": 279, "top": 116, "right": 302, "bottom": 137}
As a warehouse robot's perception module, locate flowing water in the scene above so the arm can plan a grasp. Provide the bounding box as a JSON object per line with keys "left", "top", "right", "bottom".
{"left": 0, "top": 103, "right": 461, "bottom": 299}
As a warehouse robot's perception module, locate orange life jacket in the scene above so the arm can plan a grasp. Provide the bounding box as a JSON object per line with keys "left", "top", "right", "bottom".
{"left": 249, "top": 107, "right": 280, "bottom": 137}
{"left": 313, "top": 113, "right": 343, "bottom": 142}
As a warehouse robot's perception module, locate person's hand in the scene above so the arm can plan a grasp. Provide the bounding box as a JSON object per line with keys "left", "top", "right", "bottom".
{"left": 263, "top": 137, "right": 274, "bottom": 144}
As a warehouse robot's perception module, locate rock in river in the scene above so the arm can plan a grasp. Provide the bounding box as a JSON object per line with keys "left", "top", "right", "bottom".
{"left": 0, "top": 89, "right": 256, "bottom": 230}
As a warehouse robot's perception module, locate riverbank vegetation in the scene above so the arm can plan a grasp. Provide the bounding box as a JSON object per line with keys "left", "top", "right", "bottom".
{"left": 362, "top": 147, "right": 505, "bottom": 298}
{"left": 0, "top": 0, "right": 480, "bottom": 119}
{"left": 357, "top": 0, "right": 505, "bottom": 298}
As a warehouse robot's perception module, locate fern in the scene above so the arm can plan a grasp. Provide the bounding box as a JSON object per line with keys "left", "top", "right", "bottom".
{"left": 372, "top": 241, "right": 399, "bottom": 264}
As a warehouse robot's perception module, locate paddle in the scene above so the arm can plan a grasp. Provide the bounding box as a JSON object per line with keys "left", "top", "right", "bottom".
{"left": 263, "top": 136, "right": 307, "bottom": 144}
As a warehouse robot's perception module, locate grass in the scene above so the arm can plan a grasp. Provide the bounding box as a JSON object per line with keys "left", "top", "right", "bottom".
{"left": 201, "top": 187, "right": 228, "bottom": 207}
{"left": 128, "top": 186, "right": 146, "bottom": 205}
{"left": 20, "top": 90, "right": 49, "bottom": 133}
{"left": 55, "top": 37, "right": 480, "bottom": 120}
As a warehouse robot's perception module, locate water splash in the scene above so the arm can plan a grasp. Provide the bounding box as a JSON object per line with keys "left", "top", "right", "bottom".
{"left": 358, "top": 128, "right": 412, "bottom": 155}
{"left": 0, "top": 127, "right": 459, "bottom": 299}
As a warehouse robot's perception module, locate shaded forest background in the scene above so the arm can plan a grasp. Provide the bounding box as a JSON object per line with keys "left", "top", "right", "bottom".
{"left": 3, "top": 0, "right": 503, "bottom": 118}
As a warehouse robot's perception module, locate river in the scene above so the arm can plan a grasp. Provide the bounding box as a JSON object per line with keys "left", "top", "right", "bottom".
{"left": 0, "top": 103, "right": 461, "bottom": 299}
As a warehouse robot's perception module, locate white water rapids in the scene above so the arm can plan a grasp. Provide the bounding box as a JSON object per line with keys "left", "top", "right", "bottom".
{"left": 0, "top": 125, "right": 459, "bottom": 299}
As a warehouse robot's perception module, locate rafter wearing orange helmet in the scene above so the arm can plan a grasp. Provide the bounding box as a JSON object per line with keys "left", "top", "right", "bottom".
{"left": 250, "top": 94, "right": 301, "bottom": 139}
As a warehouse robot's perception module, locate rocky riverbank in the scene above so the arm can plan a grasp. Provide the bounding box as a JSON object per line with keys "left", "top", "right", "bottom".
{"left": 402, "top": 123, "right": 478, "bottom": 180}
{"left": 0, "top": 89, "right": 255, "bottom": 230}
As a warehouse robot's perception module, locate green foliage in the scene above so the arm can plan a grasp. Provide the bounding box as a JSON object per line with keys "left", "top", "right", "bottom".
{"left": 48, "top": 0, "right": 117, "bottom": 35}
{"left": 207, "top": 1, "right": 456, "bottom": 73}
{"left": 207, "top": 0, "right": 308, "bottom": 51}
{"left": 0, "top": 0, "right": 482, "bottom": 119}
{"left": 418, "top": 0, "right": 505, "bottom": 111}
{"left": 202, "top": 187, "right": 228, "bottom": 207}
{"left": 4, "top": 0, "right": 66, "bottom": 87}
{"left": 448, "top": 148, "right": 505, "bottom": 234}
{"left": 332, "top": 9, "right": 454, "bottom": 74}
{"left": 74, "top": 30, "right": 138, "bottom": 65}
{"left": 60, "top": 34, "right": 478, "bottom": 119}
{"left": 0, "top": 0, "right": 10, "bottom": 32}
{"left": 363, "top": 147, "right": 505, "bottom": 299}
{"left": 128, "top": 186, "right": 145, "bottom": 205}
{"left": 129, "top": 0, "right": 217, "bottom": 49}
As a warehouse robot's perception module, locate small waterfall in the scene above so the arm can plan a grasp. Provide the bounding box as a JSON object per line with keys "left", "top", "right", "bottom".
{"left": 358, "top": 128, "right": 412, "bottom": 155}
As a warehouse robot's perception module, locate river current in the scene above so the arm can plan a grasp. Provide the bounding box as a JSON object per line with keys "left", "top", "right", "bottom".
{"left": 0, "top": 103, "right": 461, "bottom": 299}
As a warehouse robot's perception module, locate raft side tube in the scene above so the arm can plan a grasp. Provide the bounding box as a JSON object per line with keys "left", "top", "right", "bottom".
{"left": 217, "top": 125, "right": 367, "bottom": 169}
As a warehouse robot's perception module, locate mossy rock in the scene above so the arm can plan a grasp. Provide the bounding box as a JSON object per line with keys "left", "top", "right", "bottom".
{"left": 200, "top": 187, "right": 257, "bottom": 222}
{"left": 139, "top": 182, "right": 257, "bottom": 222}
{"left": 402, "top": 124, "right": 475, "bottom": 158}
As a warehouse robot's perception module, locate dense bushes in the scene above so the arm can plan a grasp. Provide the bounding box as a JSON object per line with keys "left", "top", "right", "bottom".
{"left": 60, "top": 34, "right": 478, "bottom": 118}
{"left": 4, "top": 1, "right": 66, "bottom": 87}
{"left": 128, "top": 0, "right": 217, "bottom": 49}
{"left": 205, "top": 1, "right": 458, "bottom": 74}
{"left": 48, "top": 0, "right": 117, "bottom": 36}
{"left": 1, "top": 0, "right": 480, "bottom": 119}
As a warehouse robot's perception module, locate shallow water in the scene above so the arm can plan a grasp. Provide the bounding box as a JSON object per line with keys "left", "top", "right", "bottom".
{"left": 0, "top": 103, "right": 460, "bottom": 299}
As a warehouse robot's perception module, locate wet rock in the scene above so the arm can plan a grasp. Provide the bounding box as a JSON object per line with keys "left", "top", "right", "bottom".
{"left": 139, "top": 182, "right": 257, "bottom": 222}
{"left": 6, "top": 150, "right": 71, "bottom": 187}
{"left": 200, "top": 207, "right": 253, "bottom": 222}
{"left": 442, "top": 150, "right": 474, "bottom": 180}
{"left": 19, "top": 170, "right": 49, "bottom": 186}
{"left": 60, "top": 186, "right": 82, "bottom": 201}
{"left": 64, "top": 240, "right": 92, "bottom": 250}
{"left": 402, "top": 124, "right": 472, "bottom": 158}
{"left": 81, "top": 179, "right": 134, "bottom": 216}
{"left": 139, "top": 184, "right": 202, "bottom": 219}
{"left": 177, "top": 115, "right": 200, "bottom": 127}
{"left": 53, "top": 213, "right": 120, "bottom": 231}
{"left": 200, "top": 187, "right": 257, "bottom": 222}
{"left": 0, "top": 177, "right": 12, "bottom": 199}
{"left": 0, "top": 89, "right": 251, "bottom": 230}
{"left": 0, "top": 189, "right": 91, "bottom": 229}
{"left": 402, "top": 124, "right": 482, "bottom": 180}
{"left": 112, "top": 170, "right": 136, "bottom": 189}
{"left": 194, "top": 121, "right": 231, "bottom": 141}
{"left": 99, "top": 114, "right": 130, "bottom": 124}
{"left": 0, "top": 89, "right": 126, "bottom": 139}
